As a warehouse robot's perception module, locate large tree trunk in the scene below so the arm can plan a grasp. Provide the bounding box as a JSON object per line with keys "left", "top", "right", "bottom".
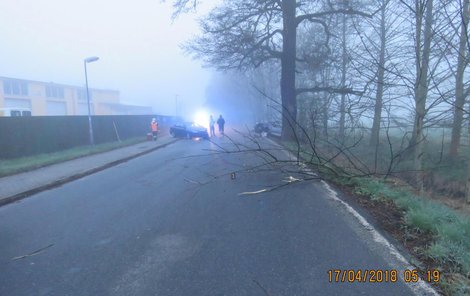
{"left": 413, "top": 0, "right": 434, "bottom": 193}
{"left": 280, "top": 0, "right": 298, "bottom": 141}
{"left": 450, "top": 0, "right": 469, "bottom": 157}
{"left": 370, "top": 1, "right": 387, "bottom": 166}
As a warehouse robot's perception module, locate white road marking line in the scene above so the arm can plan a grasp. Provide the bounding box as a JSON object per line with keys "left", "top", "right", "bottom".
{"left": 321, "top": 181, "right": 439, "bottom": 296}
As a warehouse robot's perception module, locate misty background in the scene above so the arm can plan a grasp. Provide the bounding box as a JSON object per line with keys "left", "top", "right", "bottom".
{"left": 0, "top": 0, "right": 257, "bottom": 123}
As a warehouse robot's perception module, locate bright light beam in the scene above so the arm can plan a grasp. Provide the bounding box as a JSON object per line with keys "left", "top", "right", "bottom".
{"left": 194, "top": 110, "right": 210, "bottom": 130}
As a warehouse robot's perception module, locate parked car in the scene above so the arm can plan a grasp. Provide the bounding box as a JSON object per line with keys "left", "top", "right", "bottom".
{"left": 254, "top": 121, "right": 282, "bottom": 137}
{"left": 254, "top": 122, "right": 270, "bottom": 134}
{"left": 170, "top": 122, "right": 209, "bottom": 139}
{"left": 269, "top": 121, "right": 282, "bottom": 137}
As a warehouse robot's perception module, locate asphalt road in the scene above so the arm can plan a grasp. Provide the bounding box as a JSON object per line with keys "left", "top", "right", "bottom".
{"left": 0, "top": 134, "right": 426, "bottom": 295}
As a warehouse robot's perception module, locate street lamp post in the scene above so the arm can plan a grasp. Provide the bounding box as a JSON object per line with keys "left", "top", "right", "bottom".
{"left": 84, "top": 56, "right": 99, "bottom": 146}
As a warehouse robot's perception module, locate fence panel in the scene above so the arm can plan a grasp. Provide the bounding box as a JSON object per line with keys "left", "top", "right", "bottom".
{"left": 0, "top": 115, "right": 174, "bottom": 159}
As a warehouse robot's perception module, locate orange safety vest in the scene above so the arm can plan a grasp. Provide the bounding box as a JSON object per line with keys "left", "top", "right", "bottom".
{"left": 151, "top": 122, "right": 158, "bottom": 132}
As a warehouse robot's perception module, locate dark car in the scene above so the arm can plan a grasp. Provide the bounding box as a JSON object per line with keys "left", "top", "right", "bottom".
{"left": 254, "top": 122, "right": 271, "bottom": 134}
{"left": 170, "top": 122, "right": 209, "bottom": 139}
{"left": 254, "top": 121, "right": 282, "bottom": 137}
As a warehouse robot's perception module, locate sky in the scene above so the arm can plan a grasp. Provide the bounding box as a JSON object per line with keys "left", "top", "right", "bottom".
{"left": 0, "top": 0, "right": 217, "bottom": 117}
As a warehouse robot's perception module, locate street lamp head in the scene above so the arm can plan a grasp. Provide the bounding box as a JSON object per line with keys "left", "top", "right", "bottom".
{"left": 84, "top": 56, "right": 99, "bottom": 63}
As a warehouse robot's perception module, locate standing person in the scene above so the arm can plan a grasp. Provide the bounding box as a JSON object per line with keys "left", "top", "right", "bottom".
{"left": 217, "top": 115, "right": 225, "bottom": 135}
{"left": 209, "top": 115, "right": 216, "bottom": 137}
{"left": 150, "top": 118, "right": 158, "bottom": 141}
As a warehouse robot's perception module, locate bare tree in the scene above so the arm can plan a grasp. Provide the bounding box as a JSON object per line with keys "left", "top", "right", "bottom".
{"left": 348, "top": 0, "right": 410, "bottom": 172}
{"left": 369, "top": 0, "right": 389, "bottom": 150}
{"left": 449, "top": 0, "right": 470, "bottom": 157}
{"left": 169, "top": 0, "right": 469, "bottom": 199}
{"left": 168, "top": 0, "right": 374, "bottom": 141}
{"left": 339, "top": 7, "right": 349, "bottom": 139}
{"left": 397, "top": 0, "right": 435, "bottom": 192}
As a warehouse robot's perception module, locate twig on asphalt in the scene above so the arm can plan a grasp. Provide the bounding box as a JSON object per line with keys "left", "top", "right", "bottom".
{"left": 184, "top": 178, "right": 204, "bottom": 185}
{"left": 252, "top": 279, "right": 271, "bottom": 296}
{"left": 239, "top": 176, "right": 304, "bottom": 196}
{"left": 238, "top": 188, "right": 270, "bottom": 196}
{"left": 11, "top": 243, "right": 54, "bottom": 261}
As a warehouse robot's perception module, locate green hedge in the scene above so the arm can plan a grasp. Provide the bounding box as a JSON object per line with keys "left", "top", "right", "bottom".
{"left": 0, "top": 115, "right": 175, "bottom": 159}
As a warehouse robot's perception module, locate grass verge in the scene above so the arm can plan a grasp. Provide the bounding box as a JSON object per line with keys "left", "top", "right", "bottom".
{"left": 0, "top": 137, "right": 146, "bottom": 177}
{"left": 335, "top": 177, "right": 470, "bottom": 295}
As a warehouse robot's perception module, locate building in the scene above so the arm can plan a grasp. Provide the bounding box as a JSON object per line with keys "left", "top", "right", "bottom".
{"left": 0, "top": 76, "right": 153, "bottom": 116}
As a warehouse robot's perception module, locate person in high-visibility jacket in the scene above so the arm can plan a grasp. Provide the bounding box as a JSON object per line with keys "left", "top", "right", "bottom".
{"left": 151, "top": 118, "right": 158, "bottom": 141}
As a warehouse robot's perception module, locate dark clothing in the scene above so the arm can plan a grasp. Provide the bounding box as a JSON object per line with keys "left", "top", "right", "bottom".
{"left": 217, "top": 117, "right": 225, "bottom": 134}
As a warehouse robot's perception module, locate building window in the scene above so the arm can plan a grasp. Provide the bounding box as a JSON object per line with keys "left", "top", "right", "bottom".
{"left": 78, "top": 102, "right": 94, "bottom": 115}
{"left": 77, "top": 88, "right": 92, "bottom": 101}
{"left": 46, "top": 85, "right": 65, "bottom": 99}
{"left": 3, "top": 80, "right": 28, "bottom": 96}
{"left": 46, "top": 100, "right": 67, "bottom": 115}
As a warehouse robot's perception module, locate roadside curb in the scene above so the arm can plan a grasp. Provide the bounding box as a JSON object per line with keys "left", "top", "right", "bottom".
{"left": 0, "top": 138, "right": 179, "bottom": 207}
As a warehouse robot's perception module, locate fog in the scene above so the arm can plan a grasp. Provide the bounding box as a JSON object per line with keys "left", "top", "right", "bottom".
{"left": 0, "top": 0, "right": 218, "bottom": 117}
